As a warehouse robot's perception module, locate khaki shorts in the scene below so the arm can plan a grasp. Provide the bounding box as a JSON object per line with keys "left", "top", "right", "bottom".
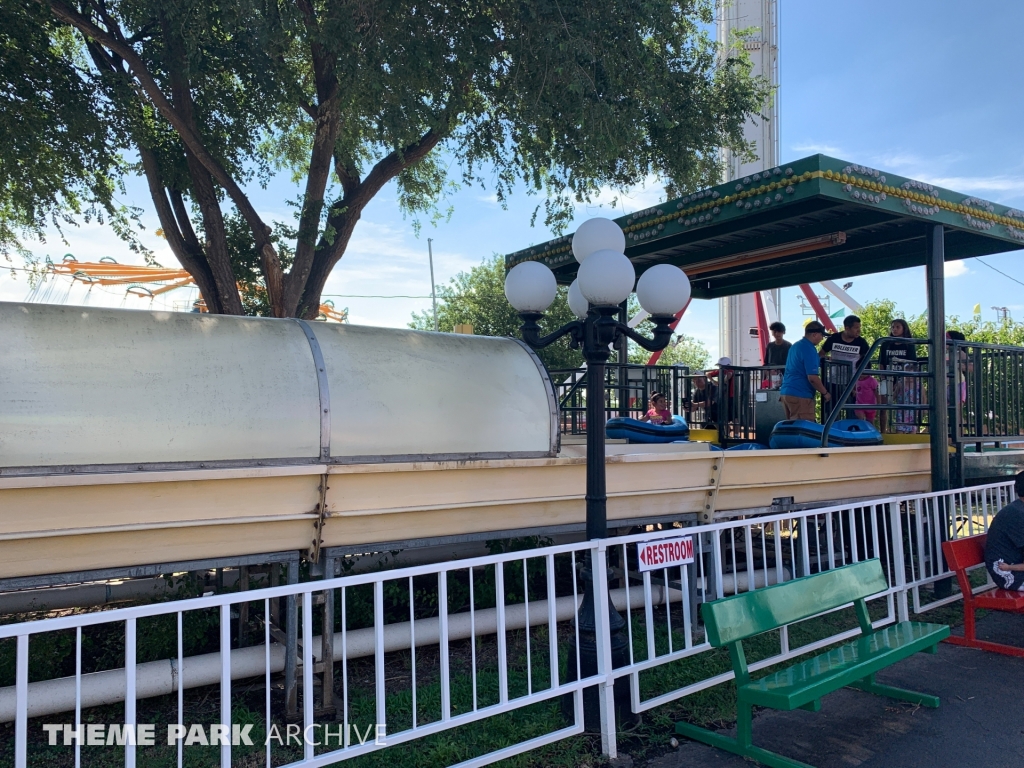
{"left": 781, "top": 395, "right": 816, "bottom": 421}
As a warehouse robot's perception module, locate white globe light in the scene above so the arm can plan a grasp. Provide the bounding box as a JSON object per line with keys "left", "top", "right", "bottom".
{"left": 636, "top": 264, "right": 691, "bottom": 316}
{"left": 567, "top": 279, "right": 589, "bottom": 319}
{"left": 571, "top": 217, "right": 626, "bottom": 264}
{"left": 504, "top": 261, "right": 557, "bottom": 312}
{"left": 577, "top": 249, "right": 635, "bottom": 307}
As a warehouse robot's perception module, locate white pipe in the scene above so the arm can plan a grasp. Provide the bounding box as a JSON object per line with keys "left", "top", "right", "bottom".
{"left": 0, "top": 584, "right": 680, "bottom": 722}
{"left": 820, "top": 280, "right": 864, "bottom": 313}
{"left": 712, "top": 568, "right": 789, "bottom": 593}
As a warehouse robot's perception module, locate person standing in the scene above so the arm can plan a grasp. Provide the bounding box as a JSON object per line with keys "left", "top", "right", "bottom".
{"left": 764, "top": 322, "right": 792, "bottom": 366}
{"left": 820, "top": 315, "right": 870, "bottom": 413}
{"left": 780, "top": 321, "right": 830, "bottom": 421}
{"left": 878, "top": 319, "right": 916, "bottom": 369}
{"left": 820, "top": 315, "right": 870, "bottom": 367}
{"left": 985, "top": 471, "right": 1024, "bottom": 591}
{"left": 689, "top": 375, "right": 718, "bottom": 428}
{"left": 879, "top": 319, "right": 918, "bottom": 433}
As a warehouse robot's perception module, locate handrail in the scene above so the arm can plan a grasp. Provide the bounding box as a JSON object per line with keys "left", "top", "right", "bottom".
{"left": 550, "top": 363, "right": 691, "bottom": 411}
{"left": 558, "top": 369, "right": 588, "bottom": 408}
{"left": 947, "top": 338, "right": 1024, "bottom": 353}
{"left": 820, "top": 336, "right": 932, "bottom": 447}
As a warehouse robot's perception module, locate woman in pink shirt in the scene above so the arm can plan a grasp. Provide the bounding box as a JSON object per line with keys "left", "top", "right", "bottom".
{"left": 642, "top": 392, "right": 674, "bottom": 425}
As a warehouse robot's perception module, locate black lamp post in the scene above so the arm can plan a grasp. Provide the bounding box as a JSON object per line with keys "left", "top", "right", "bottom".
{"left": 518, "top": 307, "right": 676, "bottom": 537}
{"left": 505, "top": 217, "right": 691, "bottom": 727}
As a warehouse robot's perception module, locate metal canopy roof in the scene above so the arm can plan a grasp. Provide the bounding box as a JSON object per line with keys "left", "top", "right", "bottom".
{"left": 504, "top": 154, "right": 1024, "bottom": 300}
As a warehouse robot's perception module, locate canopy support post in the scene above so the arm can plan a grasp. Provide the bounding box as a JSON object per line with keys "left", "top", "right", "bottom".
{"left": 926, "top": 224, "right": 953, "bottom": 598}
{"left": 926, "top": 225, "right": 950, "bottom": 492}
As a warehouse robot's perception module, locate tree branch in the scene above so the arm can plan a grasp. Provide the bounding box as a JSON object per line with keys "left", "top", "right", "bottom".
{"left": 280, "top": 0, "right": 342, "bottom": 315}
{"left": 158, "top": 10, "right": 243, "bottom": 315}
{"left": 333, "top": 154, "right": 362, "bottom": 199}
{"left": 169, "top": 189, "right": 203, "bottom": 255}
{"left": 45, "top": 0, "right": 284, "bottom": 314}
{"left": 294, "top": 126, "right": 445, "bottom": 318}
{"left": 358, "top": 127, "right": 445, "bottom": 205}
{"left": 138, "top": 146, "right": 222, "bottom": 313}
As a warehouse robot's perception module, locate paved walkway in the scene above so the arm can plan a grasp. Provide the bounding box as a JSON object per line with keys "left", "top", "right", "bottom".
{"left": 646, "top": 612, "right": 1024, "bottom": 768}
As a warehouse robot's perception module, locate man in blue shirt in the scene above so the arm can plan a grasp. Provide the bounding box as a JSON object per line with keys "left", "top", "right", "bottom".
{"left": 780, "top": 321, "right": 831, "bottom": 421}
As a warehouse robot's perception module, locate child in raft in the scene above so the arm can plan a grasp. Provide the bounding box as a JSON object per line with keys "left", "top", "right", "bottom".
{"left": 641, "top": 392, "right": 674, "bottom": 425}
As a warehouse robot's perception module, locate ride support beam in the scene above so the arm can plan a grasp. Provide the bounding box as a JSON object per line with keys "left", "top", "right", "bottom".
{"left": 754, "top": 291, "right": 770, "bottom": 365}
{"left": 798, "top": 285, "right": 837, "bottom": 332}
{"left": 926, "top": 224, "right": 950, "bottom": 492}
{"left": 645, "top": 299, "right": 691, "bottom": 366}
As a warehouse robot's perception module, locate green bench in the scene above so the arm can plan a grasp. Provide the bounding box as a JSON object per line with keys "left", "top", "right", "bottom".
{"left": 675, "top": 559, "right": 949, "bottom": 768}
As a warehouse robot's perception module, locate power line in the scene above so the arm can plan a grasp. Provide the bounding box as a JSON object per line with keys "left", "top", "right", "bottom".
{"left": 0, "top": 268, "right": 433, "bottom": 300}
{"left": 321, "top": 293, "right": 433, "bottom": 299}
{"left": 976, "top": 257, "right": 1024, "bottom": 289}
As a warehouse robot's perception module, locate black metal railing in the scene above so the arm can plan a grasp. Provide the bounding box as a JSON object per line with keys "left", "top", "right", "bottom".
{"left": 549, "top": 364, "right": 691, "bottom": 435}
{"left": 715, "top": 365, "right": 786, "bottom": 446}
{"left": 820, "top": 337, "right": 933, "bottom": 446}
{"left": 952, "top": 340, "right": 1024, "bottom": 446}
{"left": 821, "top": 358, "right": 932, "bottom": 434}
{"left": 551, "top": 340, "right": 1024, "bottom": 450}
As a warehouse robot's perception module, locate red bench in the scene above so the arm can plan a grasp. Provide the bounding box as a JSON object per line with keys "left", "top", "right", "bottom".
{"left": 941, "top": 534, "right": 1024, "bottom": 658}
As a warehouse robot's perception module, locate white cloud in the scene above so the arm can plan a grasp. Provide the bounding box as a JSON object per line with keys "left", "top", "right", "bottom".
{"left": 945, "top": 260, "right": 970, "bottom": 278}
{"left": 918, "top": 175, "right": 1024, "bottom": 196}
{"left": 1, "top": 218, "right": 199, "bottom": 312}
{"left": 320, "top": 219, "right": 481, "bottom": 328}
{"left": 787, "top": 146, "right": 1024, "bottom": 202}
{"left": 791, "top": 142, "right": 845, "bottom": 156}
{"left": 580, "top": 174, "right": 667, "bottom": 217}
{"left": 858, "top": 151, "right": 1024, "bottom": 200}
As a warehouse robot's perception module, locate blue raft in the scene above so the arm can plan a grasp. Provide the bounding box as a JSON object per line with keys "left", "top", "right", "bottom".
{"left": 606, "top": 415, "right": 690, "bottom": 443}
{"left": 768, "top": 418, "right": 883, "bottom": 449}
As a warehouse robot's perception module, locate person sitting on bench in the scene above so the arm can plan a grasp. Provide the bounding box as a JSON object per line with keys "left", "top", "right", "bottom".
{"left": 986, "top": 471, "right": 1024, "bottom": 591}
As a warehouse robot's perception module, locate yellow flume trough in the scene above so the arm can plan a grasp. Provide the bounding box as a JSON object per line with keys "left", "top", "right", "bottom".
{"left": 0, "top": 302, "right": 929, "bottom": 581}
{"left": 0, "top": 445, "right": 929, "bottom": 580}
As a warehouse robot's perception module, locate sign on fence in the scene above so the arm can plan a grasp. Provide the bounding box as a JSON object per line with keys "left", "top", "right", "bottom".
{"left": 637, "top": 536, "right": 694, "bottom": 572}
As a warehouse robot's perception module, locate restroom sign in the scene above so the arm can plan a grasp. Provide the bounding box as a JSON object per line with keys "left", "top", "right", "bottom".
{"left": 637, "top": 536, "right": 694, "bottom": 572}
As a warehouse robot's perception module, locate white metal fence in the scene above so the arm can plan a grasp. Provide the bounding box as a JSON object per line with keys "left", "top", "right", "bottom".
{"left": 0, "top": 481, "right": 1014, "bottom": 767}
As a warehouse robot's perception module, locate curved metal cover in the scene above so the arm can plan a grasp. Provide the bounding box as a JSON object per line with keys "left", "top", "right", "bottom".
{"left": 0, "top": 303, "right": 321, "bottom": 467}
{"left": 312, "top": 324, "right": 555, "bottom": 459}
{"left": 0, "top": 303, "right": 557, "bottom": 471}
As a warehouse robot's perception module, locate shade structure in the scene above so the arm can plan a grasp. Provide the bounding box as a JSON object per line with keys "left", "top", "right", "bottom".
{"left": 0, "top": 302, "right": 558, "bottom": 473}
{"left": 505, "top": 154, "right": 1024, "bottom": 297}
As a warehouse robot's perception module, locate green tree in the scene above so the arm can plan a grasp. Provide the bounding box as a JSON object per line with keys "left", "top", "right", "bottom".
{"left": 947, "top": 314, "right": 1024, "bottom": 346}
{"left": 857, "top": 299, "right": 927, "bottom": 346}
{"left": 859, "top": 298, "right": 1024, "bottom": 354}
{"left": 410, "top": 255, "right": 583, "bottom": 371}
{"left": 0, "top": 3, "right": 137, "bottom": 260}
{"left": 628, "top": 332, "right": 710, "bottom": 370}
{"left": 5, "top": 0, "right": 767, "bottom": 317}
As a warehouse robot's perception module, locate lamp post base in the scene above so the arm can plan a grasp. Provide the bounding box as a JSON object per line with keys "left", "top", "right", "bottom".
{"left": 561, "top": 563, "right": 636, "bottom": 731}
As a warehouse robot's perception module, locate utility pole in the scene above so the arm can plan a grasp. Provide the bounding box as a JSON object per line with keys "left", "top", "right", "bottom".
{"left": 427, "top": 238, "right": 439, "bottom": 332}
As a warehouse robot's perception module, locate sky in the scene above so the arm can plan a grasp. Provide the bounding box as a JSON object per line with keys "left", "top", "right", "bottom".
{"left": 4, "top": 0, "right": 1024, "bottom": 361}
